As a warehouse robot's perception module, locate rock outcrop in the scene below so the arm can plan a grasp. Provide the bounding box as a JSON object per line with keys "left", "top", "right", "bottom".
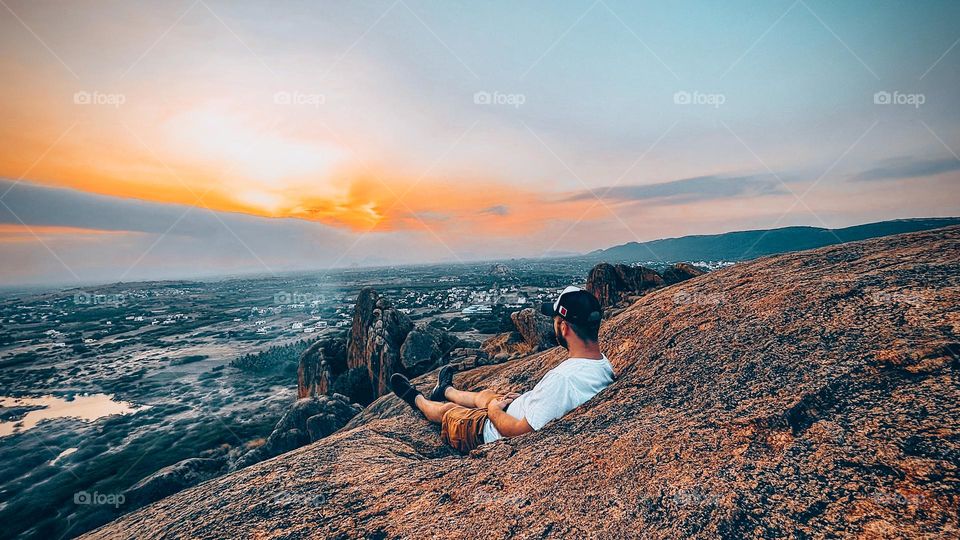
{"left": 123, "top": 457, "right": 227, "bottom": 510}
{"left": 296, "top": 333, "right": 348, "bottom": 399}
{"left": 488, "top": 263, "right": 511, "bottom": 277}
{"left": 510, "top": 307, "right": 556, "bottom": 351}
{"left": 231, "top": 395, "right": 360, "bottom": 470}
{"left": 303, "top": 290, "right": 459, "bottom": 405}
{"left": 480, "top": 307, "right": 557, "bottom": 361}
{"left": 89, "top": 227, "right": 960, "bottom": 539}
{"left": 661, "top": 262, "right": 706, "bottom": 285}
{"left": 347, "top": 287, "right": 414, "bottom": 400}
{"left": 479, "top": 330, "right": 526, "bottom": 360}
{"left": 399, "top": 323, "right": 461, "bottom": 377}
{"left": 585, "top": 262, "right": 665, "bottom": 308}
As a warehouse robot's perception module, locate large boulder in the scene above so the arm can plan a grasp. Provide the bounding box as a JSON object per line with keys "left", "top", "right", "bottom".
{"left": 347, "top": 288, "right": 414, "bottom": 400}
{"left": 232, "top": 395, "right": 360, "bottom": 470}
{"left": 399, "top": 323, "right": 460, "bottom": 377}
{"left": 124, "top": 457, "right": 227, "bottom": 509}
{"left": 585, "top": 262, "right": 665, "bottom": 309}
{"left": 328, "top": 366, "right": 375, "bottom": 406}
{"left": 296, "top": 341, "right": 326, "bottom": 399}
{"left": 87, "top": 226, "right": 960, "bottom": 539}
{"left": 297, "top": 333, "right": 347, "bottom": 399}
{"left": 510, "top": 307, "right": 556, "bottom": 351}
{"left": 662, "top": 262, "right": 706, "bottom": 285}
{"left": 479, "top": 308, "right": 557, "bottom": 362}
{"left": 480, "top": 330, "right": 526, "bottom": 360}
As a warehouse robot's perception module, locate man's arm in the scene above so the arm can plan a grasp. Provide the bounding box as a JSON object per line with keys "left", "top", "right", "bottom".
{"left": 487, "top": 396, "right": 533, "bottom": 437}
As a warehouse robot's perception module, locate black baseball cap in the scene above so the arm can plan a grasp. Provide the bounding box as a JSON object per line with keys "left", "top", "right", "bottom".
{"left": 540, "top": 286, "right": 602, "bottom": 326}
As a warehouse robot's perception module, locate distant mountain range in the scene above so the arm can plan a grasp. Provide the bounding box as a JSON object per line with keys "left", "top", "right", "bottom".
{"left": 585, "top": 217, "right": 960, "bottom": 262}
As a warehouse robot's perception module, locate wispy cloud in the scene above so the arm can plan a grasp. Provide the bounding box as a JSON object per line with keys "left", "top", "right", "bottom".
{"left": 564, "top": 174, "right": 787, "bottom": 205}
{"left": 479, "top": 205, "right": 510, "bottom": 216}
{"left": 852, "top": 156, "right": 960, "bottom": 182}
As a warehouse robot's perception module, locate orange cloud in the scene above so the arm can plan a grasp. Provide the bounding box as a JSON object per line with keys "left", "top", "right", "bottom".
{"left": 0, "top": 65, "right": 601, "bottom": 239}
{"left": 275, "top": 167, "right": 606, "bottom": 237}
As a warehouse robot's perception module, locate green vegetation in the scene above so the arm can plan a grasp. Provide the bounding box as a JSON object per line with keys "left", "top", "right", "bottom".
{"left": 230, "top": 339, "right": 312, "bottom": 375}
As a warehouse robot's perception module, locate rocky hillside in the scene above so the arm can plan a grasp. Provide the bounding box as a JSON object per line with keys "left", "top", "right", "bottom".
{"left": 88, "top": 226, "right": 960, "bottom": 539}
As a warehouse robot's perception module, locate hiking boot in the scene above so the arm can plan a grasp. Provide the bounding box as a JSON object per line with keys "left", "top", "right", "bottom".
{"left": 390, "top": 373, "right": 421, "bottom": 411}
{"left": 429, "top": 364, "right": 455, "bottom": 402}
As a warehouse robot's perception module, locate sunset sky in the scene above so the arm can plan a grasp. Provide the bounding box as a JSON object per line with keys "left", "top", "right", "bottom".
{"left": 1, "top": 0, "right": 958, "bottom": 285}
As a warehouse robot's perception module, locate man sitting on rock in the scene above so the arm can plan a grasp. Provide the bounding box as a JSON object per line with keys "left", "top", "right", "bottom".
{"left": 390, "top": 286, "right": 614, "bottom": 453}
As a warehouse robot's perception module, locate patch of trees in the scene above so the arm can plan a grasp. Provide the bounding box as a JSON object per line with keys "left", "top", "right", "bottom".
{"left": 230, "top": 339, "right": 312, "bottom": 375}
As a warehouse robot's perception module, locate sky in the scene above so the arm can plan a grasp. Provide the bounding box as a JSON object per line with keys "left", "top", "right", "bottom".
{"left": 0, "top": 0, "right": 958, "bottom": 286}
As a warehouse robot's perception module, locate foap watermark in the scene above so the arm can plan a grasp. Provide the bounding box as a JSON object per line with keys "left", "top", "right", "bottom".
{"left": 73, "top": 90, "right": 126, "bottom": 108}
{"left": 74, "top": 291, "right": 126, "bottom": 306}
{"left": 873, "top": 91, "right": 924, "bottom": 109}
{"left": 273, "top": 90, "right": 325, "bottom": 108}
{"left": 472, "top": 488, "right": 526, "bottom": 508}
{"left": 473, "top": 90, "right": 526, "bottom": 109}
{"left": 273, "top": 291, "right": 326, "bottom": 305}
{"left": 673, "top": 90, "right": 725, "bottom": 108}
{"left": 74, "top": 490, "right": 125, "bottom": 508}
{"left": 267, "top": 491, "right": 327, "bottom": 507}
{"left": 871, "top": 290, "right": 926, "bottom": 306}
{"left": 673, "top": 290, "right": 724, "bottom": 306}
{"left": 670, "top": 488, "right": 722, "bottom": 507}
{"left": 869, "top": 489, "right": 926, "bottom": 507}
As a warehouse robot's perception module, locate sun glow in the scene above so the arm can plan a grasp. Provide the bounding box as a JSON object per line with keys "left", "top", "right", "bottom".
{"left": 161, "top": 105, "right": 346, "bottom": 185}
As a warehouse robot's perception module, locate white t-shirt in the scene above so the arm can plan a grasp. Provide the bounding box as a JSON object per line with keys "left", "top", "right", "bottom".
{"left": 482, "top": 355, "right": 614, "bottom": 443}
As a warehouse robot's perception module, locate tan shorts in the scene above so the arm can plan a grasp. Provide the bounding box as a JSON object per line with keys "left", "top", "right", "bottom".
{"left": 440, "top": 405, "right": 490, "bottom": 453}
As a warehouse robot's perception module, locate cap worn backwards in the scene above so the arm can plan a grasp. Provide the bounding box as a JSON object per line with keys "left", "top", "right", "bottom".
{"left": 540, "top": 286, "right": 602, "bottom": 326}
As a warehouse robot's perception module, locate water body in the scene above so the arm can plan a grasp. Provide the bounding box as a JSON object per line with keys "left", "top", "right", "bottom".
{"left": 0, "top": 394, "right": 147, "bottom": 437}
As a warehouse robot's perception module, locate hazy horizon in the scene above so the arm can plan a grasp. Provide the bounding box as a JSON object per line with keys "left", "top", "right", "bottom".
{"left": 1, "top": 214, "right": 954, "bottom": 291}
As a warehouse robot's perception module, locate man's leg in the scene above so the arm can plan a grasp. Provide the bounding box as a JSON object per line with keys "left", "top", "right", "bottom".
{"left": 414, "top": 395, "right": 457, "bottom": 423}
{"left": 444, "top": 387, "right": 500, "bottom": 409}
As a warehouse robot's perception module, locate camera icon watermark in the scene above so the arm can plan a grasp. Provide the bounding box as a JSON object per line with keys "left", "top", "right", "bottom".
{"left": 673, "top": 291, "right": 724, "bottom": 305}
{"left": 873, "top": 91, "right": 924, "bottom": 109}
{"left": 673, "top": 90, "right": 725, "bottom": 108}
{"left": 473, "top": 90, "right": 526, "bottom": 109}
{"left": 73, "top": 90, "right": 126, "bottom": 108}
{"left": 273, "top": 90, "right": 325, "bottom": 108}
{"left": 74, "top": 490, "right": 125, "bottom": 508}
